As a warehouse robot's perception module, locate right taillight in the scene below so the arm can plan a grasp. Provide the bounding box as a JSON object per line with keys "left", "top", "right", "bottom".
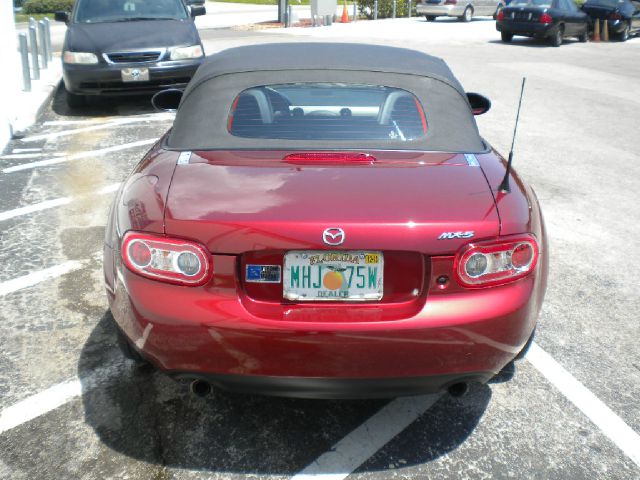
{"left": 497, "top": 10, "right": 504, "bottom": 20}
{"left": 539, "top": 13, "right": 553, "bottom": 24}
{"left": 608, "top": 11, "right": 622, "bottom": 20}
{"left": 454, "top": 235, "right": 539, "bottom": 288}
{"left": 444, "top": 0, "right": 457, "bottom": 4}
{"left": 121, "top": 231, "right": 212, "bottom": 286}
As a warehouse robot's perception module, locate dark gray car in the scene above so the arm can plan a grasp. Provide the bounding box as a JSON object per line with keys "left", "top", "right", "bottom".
{"left": 55, "top": 0, "right": 206, "bottom": 107}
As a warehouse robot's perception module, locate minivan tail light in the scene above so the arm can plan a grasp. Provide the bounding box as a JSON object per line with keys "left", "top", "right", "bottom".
{"left": 122, "top": 232, "right": 212, "bottom": 286}
{"left": 608, "top": 12, "right": 622, "bottom": 19}
{"left": 444, "top": 0, "right": 457, "bottom": 4}
{"left": 454, "top": 235, "right": 539, "bottom": 288}
{"left": 539, "top": 13, "right": 553, "bottom": 23}
{"left": 496, "top": 10, "right": 504, "bottom": 20}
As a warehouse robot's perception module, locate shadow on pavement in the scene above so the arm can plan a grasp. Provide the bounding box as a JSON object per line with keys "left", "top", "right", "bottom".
{"left": 79, "top": 311, "right": 495, "bottom": 475}
{"left": 51, "top": 84, "right": 157, "bottom": 118}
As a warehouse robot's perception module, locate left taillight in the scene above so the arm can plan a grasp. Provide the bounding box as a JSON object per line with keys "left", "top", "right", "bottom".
{"left": 454, "top": 235, "right": 539, "bottom": 288}
{"left": 121, "top": 232, "right": 212, "bottom": 286}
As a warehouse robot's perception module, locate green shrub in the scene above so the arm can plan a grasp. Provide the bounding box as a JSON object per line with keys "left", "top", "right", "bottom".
{"left": 357, "top": 0, "right": 416, "bottom": 19}
{"left": 22, "top": 0, "right": 74, "bottom": 13}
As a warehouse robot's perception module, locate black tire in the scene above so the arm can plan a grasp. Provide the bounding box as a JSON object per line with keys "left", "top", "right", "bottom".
{"left": 116, "top": 326, "right": 148, "bottom": 365}
{"left": 550, "top": 24, "right": 563, "bottom": 47}
{"left": 618, "top": 21, "right": 630, "bottom": 42}
{"left": 460, "top": 6, "right": 472, "bottom": 22}
{"left": 65, "top": 89, "right": 86, "bottom": 109}
{"left": 425, "top": 15, "right": 436, "bottom": 21}
{"left": 578, "top": 28, "right": 589, "bottom": 42}
{"left": 501, "top": 31, "right": 513, "bottom": 42}
{"left": 515, "top": 327, "right": 536, "bottom": 360}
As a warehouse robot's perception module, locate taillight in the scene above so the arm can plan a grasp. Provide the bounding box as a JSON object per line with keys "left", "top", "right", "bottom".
{"left": 121, "top": 232, "right": 212, "bottom": 286}
{"left": 497, "top": 10, "right": 504, "bottom": 20}
{"left": 444, "top": 0, "right": 457, "bottom": 4}
{"left": 454, "top": 235, "right": 539, "bottom": 288}
{"left": 608, "top": 11, "right": 622, "bottom": 20}
{"left": 284, "top": 152, "right": 376, "bottom": 164}
{"left": 539, "top": 13, "right": 553, "bottom": 24}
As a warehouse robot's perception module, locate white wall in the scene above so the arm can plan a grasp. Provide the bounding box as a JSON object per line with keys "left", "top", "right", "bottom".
{"left": 0, "top": 0, "right": 20, "bottom": 150}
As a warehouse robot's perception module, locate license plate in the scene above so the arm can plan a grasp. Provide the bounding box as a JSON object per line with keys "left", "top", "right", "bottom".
{"left": 121, "top": 67, "right": 149, "bottom": 82}
{"left": 283, "top": 251, "right": 383, "bottom": 301}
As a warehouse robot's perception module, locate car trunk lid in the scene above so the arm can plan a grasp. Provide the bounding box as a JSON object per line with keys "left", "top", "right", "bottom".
{"left": 164, "top": 150, "right": 499, "bottom": 255}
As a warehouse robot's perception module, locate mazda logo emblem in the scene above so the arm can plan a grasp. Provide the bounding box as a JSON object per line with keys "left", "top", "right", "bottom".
{"left": 323, "top": 228, "right": 345, "bottom": 246}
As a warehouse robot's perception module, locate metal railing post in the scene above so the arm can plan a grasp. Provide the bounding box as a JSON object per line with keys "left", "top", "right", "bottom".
{"left": 43, "top": 17, "right": 53, "bottom": 61}
{"left": 29, "top": 24, "right": 40, "bottom": 80}
{"left": 374, "top": 0, "right": 378, "bottom": 19}
{"left": 38, "top": 21, "right": 48, "bottom": 69}
{"left": 408, "top": 0, "right": 412, "bottom": 17}
{"left": 19, "top": 34, "right": 32, "bottom": 91}
{"left": 392, "top": 0, "right": 396, "bottom": 18}
{"left": 286, "top": 5, "right": 292, "bottom": 26}
{"left": 353, "top": 0, "right": 357, "bottom": 21}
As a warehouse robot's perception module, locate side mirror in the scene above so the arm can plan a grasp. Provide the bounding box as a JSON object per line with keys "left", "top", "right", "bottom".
{"left": 152, "top": 89, "right": 183, "bottom": 112}
{"left": 467, "top": 92, "right": 491, "bottom": 115}
{"left": 54, "top": 11, "right": 70, "bottom": 23}
{"left": 190, "top": 5, "right": 206, "bottom": 17}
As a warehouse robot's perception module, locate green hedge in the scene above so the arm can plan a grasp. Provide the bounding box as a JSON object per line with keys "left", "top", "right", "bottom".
{"left": 357, "top": 0, "right": 415, "bottom": 19}
{"left": 22, "top": 0, "right": 74, "bottom": 14}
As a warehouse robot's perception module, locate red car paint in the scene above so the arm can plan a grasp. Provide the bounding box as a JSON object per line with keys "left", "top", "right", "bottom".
{"left": 104, "top": 140, "right": 548, "bottom": 398}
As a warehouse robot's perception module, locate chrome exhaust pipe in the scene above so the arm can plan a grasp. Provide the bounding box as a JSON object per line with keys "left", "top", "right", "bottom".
{"left": 189, "top": 379, "right": 212, "bottom": 397}
{"left": 447, "top": 382, "right": 469, "bottom": 398}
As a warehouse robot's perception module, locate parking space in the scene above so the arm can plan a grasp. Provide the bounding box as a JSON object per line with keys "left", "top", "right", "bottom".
{"left": 1, "top": 20, "right": 639, "bottom": 480}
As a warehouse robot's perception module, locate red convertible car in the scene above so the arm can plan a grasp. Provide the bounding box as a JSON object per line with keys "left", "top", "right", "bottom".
{"left": 104, "top": 43, "right": 548, "bottom": 399}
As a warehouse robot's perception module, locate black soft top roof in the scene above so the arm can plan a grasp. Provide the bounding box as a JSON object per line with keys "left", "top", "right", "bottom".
{"left": 168, "top": 43, "right": 486, "bottom": 152}
{"left": 183, "top": 43, "right": 465, "bottom": 97}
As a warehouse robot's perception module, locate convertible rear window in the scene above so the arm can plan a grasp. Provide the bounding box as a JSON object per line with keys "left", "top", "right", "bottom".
{"left": 227, "top": 83, "right": 427, "bottom": 141}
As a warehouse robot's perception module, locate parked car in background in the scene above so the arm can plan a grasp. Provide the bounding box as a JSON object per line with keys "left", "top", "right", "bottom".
{"left": 105, "top": 43, "right": 548, "bottom": 399}
{"left": 496, "top": 0, "right": 590, "bottom": 45}
{"left": 582, "top": 0, "right": 640, "bottom": 41}
{"left": 55, "top": 0, "right": 206, "bottom": 108}
{"left": 417, "top": 0, "right": 505, "bottom": 21}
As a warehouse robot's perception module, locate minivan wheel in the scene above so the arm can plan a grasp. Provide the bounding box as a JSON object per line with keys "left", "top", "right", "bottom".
{"left": 65, "top": 89, "right": 86, "bottom": 109}
{"left": 425, "top": 15, "right": 436, "bottom": 21}
{"left": 550, "top": 25, "right": 563, "bottom": 47}
{"left": 460, "top": 6, "right": 472, "bottom": 22}
{"left": 501, "top": 31, "right": 513, "bottom": 42}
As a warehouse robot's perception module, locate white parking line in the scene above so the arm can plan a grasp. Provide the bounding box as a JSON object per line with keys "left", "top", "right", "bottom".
{"left": 0, "top": 182, "right": 120, "bottom": 222}
{"left": 11, "top": 148, "right": 42, "bottom": 153}
{"left": 0, "top": 364, "right": 120, "bottom": 435}
{"left": 0, "top": 261, "right": 83, "bottom": 296}
{"left": 527, "top": 342, "right": 640, "bottom": 467}
{"left": 292, "top": 394, "right": 441, "bottom": 480}
{"left": 24, "top": 115, "right": 174, "bottom": 142}
{"left": 3, "top": 139, "right": 156, "bottom": 173}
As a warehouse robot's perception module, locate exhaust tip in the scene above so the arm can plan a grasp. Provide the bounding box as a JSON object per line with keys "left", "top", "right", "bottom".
{"left": 447, "top": 382, "right": 469, "bottom": 398}
{"left": 189, "top": 379, "right": 212, "bottom": 397}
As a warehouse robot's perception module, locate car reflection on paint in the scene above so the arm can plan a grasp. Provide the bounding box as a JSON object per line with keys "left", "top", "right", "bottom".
{"left": 103, "top": 43, "right": 548, "bottom": 399}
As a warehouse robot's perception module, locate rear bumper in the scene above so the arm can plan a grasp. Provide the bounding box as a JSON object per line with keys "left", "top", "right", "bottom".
{"left": 62, "top": 58, "right": 201, "bottom": 96}
{"left": 106, "top": 247, "right": 547, "bottom": 397}
{"left": 416, "top": 4, "right": 465, "bottom": 16}
{"left": 496, "top": 21, "right": 555, "bottom": 37}
{"left": 173, "top": 371, "right": 493, "bottom": 399}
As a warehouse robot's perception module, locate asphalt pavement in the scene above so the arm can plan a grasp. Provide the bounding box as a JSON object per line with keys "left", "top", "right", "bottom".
{"left": 1, "top": 16, "right": 639, "bottom": 480}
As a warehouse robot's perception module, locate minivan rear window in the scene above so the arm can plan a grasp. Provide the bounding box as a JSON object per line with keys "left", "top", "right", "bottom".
{"left": 227, "top": 83, "right": 427, "bottom": 141}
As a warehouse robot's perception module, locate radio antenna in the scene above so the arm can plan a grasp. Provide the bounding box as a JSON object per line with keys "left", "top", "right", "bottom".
{"left": 498, "top": 77, "right": 526, "bottom": 194}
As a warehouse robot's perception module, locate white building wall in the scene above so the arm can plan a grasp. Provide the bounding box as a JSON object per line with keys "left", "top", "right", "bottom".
{"left": 0, "top": 0, "right": 20, "bottom": 150}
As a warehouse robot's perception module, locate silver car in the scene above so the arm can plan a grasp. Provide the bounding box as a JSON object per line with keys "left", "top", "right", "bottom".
{"left": 416, "top": 0, "right": 504, "bottom": 21}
